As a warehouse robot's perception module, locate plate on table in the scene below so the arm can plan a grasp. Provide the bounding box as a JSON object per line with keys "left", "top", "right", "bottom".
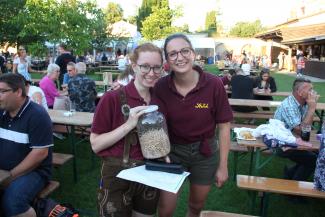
{"left": 236, "top": 129, "right": 256, "bottom": 141}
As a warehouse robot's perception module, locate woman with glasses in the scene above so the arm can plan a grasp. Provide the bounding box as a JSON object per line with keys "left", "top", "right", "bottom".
{"left": 12, "top": 46, "right": 44, "bottom": 81}
{"left": 153, "top": 33, "right": 233, "bottom": 217}
{"left": 90, "top": 43, "right": 163, "bottom": 217}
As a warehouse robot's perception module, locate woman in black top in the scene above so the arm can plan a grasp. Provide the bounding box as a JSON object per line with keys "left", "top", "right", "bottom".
{"left": 254, "top": 68, "right": 277, "bottom": 101}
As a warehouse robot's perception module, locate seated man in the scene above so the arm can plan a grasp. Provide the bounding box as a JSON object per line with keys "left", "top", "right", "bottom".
{"left": 231, "top": 68, "right": 257, "bottom": 113}
{"left": 0, "top": 74, "right": 53, "bottom": 217}
{"left": 67, "top": 62, "right": 97, "bottom": 112}
{"left": 274, "top": 77, "right": 319, "bottom": 181}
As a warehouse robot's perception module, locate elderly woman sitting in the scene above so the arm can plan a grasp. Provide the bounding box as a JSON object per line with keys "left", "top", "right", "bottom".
{"left": 39, "top": 63, "right": 66, "bottom": 108}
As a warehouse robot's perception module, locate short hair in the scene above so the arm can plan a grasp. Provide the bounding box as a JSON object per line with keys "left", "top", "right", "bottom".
{"left": 292, "top": 77, "right": 311, "bottom": 92}
{"left": 228, "top": 69, "right": 236, "bottom": 76}
{"left": 58, "top": 43, "right": 67, "bottom": 50}
{"left": 235, "top": 67, "right": 244, "bottom": 75}
{"left": 75, "top": 62, "right": 86, "bottom": 74}
{"left": 163, "top": 33, "right": 193, "bottom": 60}
{"left": 0, "top": 73, "right": 26, "bottom": 97}
{"left": 67, "top": 62, "right": 76, "bottom": 69}
{"left": 47, "top": 63, "right": 60, "bottom": 75}
{"left": 129, "top": 43, "right": 163, "bottom": 65}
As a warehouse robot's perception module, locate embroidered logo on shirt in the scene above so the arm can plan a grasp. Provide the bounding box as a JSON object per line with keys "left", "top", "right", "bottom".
{"left": 195, "top": 103, "right": 209, "bottom": 109}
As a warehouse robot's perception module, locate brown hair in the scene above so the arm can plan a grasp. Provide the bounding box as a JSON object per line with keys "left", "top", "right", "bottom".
{"left": 17, "top": 46, "right": 26, "bottom": 57}
{"left": 129, "top": 43, "right": 163, "bottom": 64}
{"left": 163, "top": 33, "right": 193, "bottom": 60}
{"left": 0, "top": 73, "right": 27, "bottom": 97}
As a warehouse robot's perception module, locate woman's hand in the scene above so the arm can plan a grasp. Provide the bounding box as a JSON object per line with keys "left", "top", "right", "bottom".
{"left": 125, "top": 106, "right": 149, "bottom": 130}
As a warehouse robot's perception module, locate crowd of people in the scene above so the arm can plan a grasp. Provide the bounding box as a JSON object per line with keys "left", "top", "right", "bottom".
{"left": 0, "top": 34, "right": 324, "bottom": 217}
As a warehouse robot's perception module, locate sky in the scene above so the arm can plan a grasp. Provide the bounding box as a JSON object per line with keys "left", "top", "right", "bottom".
{"left": 96, "top": 0, "right": 298, "bottom": 31}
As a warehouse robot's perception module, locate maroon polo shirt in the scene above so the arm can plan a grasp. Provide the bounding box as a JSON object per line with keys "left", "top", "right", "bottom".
{"left": 153, "top": 66, "right": 233, "bottom": 156}
{"left": 91, "top": 80, "right": 147, "bottom": 160}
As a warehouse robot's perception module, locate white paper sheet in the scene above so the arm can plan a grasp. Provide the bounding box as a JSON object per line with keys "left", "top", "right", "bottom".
{"left": 116, "top": 165, "right": 190, "bottom": 194}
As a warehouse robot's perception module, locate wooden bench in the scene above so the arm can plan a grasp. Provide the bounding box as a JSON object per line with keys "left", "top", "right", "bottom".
{"left": 233, "top": 111, "right": 320, "bottom": 122}
{"left": 237, "top": 175, "right": 325, "bottom": 217}
{"left": 37, "top": 180, "right": 60, "bottom": 198}
{"left": 230, "top": 140, "right": 271, "bottom": 181}
{"left": 53, "top": 152, "right": 73, "bottom": 167}
{"left": 200, "top": 211, "right": 256, "bottom": 217}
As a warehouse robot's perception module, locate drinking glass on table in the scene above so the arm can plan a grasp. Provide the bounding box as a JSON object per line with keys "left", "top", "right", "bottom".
{"left": 69, "top": 100, "right": 76, "bottom": 114}
{"left": 301, "top": 123, "right": 311, "bottom": 142}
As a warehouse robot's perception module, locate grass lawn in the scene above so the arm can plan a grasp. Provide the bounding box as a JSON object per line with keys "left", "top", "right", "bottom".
{"left": 49, "top": 66, "right": 325, "bottom": 217}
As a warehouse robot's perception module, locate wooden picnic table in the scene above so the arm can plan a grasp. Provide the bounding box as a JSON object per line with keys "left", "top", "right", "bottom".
{"left": 0, "top": 169, "right": 10, "bottom": 185}
{"left": 228, "top": 98, "right": 325, "bottom": 110}
{"left": 229, "top": 98, "right": 325, "bottom": 132}
{"left": 236, "top": 135, "right": 320, "bottom": 176}
{"left": 226, "top": 90, "right": 291, "bottom": 97}
{"left": 48, "top": 109, "right": 94, "bottom": 182}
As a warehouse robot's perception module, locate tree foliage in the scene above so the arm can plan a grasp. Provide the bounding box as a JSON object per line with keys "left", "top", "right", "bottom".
{"left": 205, "top": 11, "right": 217, "bottom": 31}
{"left": 103, "top": 2, "right": 123, "bottom": 25}
{"left": 141, "top": 0, "right": 182, "bottom": 40}
{"left": 229, "top": 20, "right": 266, "bottom": 38}
{"left": 136, "top": 0, "right": 161, "bottom": 32}
{"left": 0, "top": 0, "right": 26, "bottom": 48}
{"left": 0, "top": 0, "right": 108, "bottom": 56}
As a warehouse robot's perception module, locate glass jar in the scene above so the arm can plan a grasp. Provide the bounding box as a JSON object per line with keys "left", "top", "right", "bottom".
{"left": 137, "top": 105, "right": 170, "bottom": 159}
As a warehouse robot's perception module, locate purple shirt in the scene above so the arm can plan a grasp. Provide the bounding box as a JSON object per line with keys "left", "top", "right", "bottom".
{"left": 39, "top": 76, "right": 60, "bottom": 107}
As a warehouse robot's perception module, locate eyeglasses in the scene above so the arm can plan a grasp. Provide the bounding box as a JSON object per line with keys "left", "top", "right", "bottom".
{"left": 0, "top": 89, "right": 13, "bottom": 95}
{"left": 167, "top": 47, "right": 193, "bottom": 61}
{"left": 137, "top": 64, "right": 162, "bottom": 74}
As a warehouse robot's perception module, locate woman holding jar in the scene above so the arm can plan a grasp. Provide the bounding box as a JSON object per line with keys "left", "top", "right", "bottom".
{"left": 90, "top": 43, "right": 164, "bottom": 217}
{"left": 12, "top": 46, "right": 44, "bottom": 81}
{"left": 153, "top": 33, "right": 233, "bottom": 217}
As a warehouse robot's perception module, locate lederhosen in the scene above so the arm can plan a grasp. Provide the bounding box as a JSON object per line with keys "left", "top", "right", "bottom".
{"left": 97, "top": 87, "right": 159, "bottom": 217}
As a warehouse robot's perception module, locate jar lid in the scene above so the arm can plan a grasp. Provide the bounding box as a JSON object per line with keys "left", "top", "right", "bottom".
{"left": 144, "top": 105, "right": 158, "bottom": 113}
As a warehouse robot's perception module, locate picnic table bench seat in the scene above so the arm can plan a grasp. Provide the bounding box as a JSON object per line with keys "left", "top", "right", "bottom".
{"left": 200, "top": 210, "right": 257, "bottom": 217}
{"left": 37, "top": 180, "right": 60, "bottom": 198}
{"left": 53, "top": 152, "right": 73, "bottom": 167}
{"left": 237, "top": 175, "right": 325, "bottom": 217}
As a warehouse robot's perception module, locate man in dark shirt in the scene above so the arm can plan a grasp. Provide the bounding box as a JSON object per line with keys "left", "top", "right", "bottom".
{"left": 230, "top": 68, "right": 257, "bottom": 112}
{"left": 0, "top": 54, "right": 6, "bottom": 74}
{"left": 0, "top": 74, "right": 53, "bottom": 217}
{"left": 68, "top": 62, "right": 96, "bottom": 112}
{"left": 55, "top": 43, "right": 75, "bottom": 87}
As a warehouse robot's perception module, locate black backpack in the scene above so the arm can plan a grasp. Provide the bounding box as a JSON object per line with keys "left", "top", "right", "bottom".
{"left": 34, "top": 198, "right": 79, "bottom": 217}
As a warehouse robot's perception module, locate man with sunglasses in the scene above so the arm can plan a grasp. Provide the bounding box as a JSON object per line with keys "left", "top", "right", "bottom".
{"left": 0, "top": 74, "right": 53, "bottom": 217}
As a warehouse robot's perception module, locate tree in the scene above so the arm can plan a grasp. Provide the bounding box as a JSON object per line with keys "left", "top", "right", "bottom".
{"left": 7, "top": 0, "right": 105, "bottom": 56}
{"left": 103, "top": 2, "right": 123, "bottom": 25}
{"left": 136, "top": 0, "right": 161, "bottom": 32}
{"left": 229, "top": 20, "right": 266, "bottom": 38}
{"left": 205, "top": 11, "right": 217, "bottom": 32}
{"left": 141, "top": 0, "right": 181, "bottom": 40}
{"left": 0, "top": 0, "right": 27, "bottom": 48}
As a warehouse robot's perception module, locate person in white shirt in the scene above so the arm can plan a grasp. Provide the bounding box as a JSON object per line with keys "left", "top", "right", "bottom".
{"left": 241, "top": 58, "right": 251, "bottom": 76}
{"left": 12, "top": 46, "right": 44, "bottom": 81}
{"left": 24, "top": 79, "right": 48, "bottom": 110}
